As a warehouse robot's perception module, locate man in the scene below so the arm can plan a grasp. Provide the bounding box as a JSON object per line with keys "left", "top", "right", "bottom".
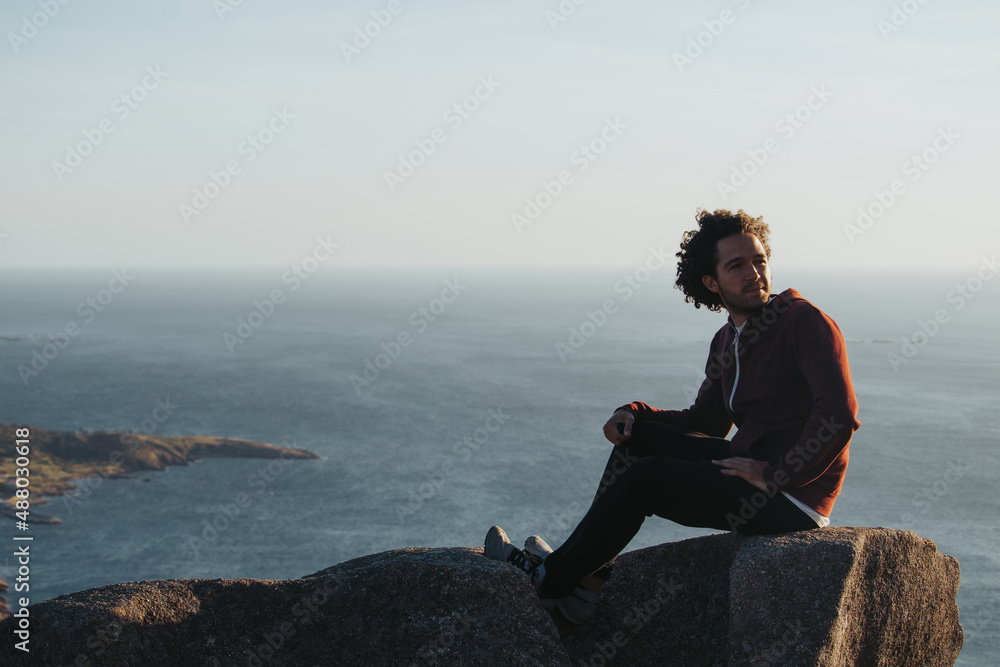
{"left": 484, "top": 208, "right": 860, "bottom": 624}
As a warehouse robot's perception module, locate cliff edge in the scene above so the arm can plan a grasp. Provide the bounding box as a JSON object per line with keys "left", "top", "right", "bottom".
{"left": 0, "top": 527, "right": 963, "bottom": 666}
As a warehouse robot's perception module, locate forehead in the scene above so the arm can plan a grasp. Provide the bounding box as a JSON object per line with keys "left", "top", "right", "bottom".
{"left": 716, "top": 233, "right": 765, "bottom": 262}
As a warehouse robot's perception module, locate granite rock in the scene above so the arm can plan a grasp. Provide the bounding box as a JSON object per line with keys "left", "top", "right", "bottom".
{"left": 0, "top": 528, "right": 963, "bottom": 666}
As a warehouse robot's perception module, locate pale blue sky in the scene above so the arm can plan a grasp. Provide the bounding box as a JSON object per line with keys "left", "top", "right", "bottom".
{"left": 1, "top": 0, "right": 998, "bottom": 270}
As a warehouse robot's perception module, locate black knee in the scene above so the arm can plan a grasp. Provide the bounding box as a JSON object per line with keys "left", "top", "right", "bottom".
{"left": 596, "top": 446, "right": 639, "bottom": 496}
{"left": 603, "top": 458, "right": 664, "bottom": 517}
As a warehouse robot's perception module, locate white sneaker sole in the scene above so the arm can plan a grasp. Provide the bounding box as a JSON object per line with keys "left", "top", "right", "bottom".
{"left": 524, "top": 535, "right": 601, "bottom": 624}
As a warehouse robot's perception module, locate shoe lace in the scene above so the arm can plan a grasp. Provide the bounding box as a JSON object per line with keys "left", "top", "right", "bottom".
{"left": 507, "top": 546, "right": 541, "bottom": 573}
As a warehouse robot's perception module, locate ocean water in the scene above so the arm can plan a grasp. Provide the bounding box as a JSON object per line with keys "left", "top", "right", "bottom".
{"left": 0, "top": 267, "right": 997, "bottom": 665}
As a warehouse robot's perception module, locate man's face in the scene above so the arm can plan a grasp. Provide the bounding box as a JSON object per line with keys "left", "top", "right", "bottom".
{"left": 701, "top": 233, "right": 771, "bottom": 320}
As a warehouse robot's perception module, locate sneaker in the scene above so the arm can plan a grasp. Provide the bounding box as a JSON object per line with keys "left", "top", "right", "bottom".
{"left": 523, "top": 534, "right": 602, "bottom": 625}
{"left": 484, "top": 526, "right": 545, "bottom": 589}
{"left": 523, "top": 535, "right": 558, "bottom": 610}
{"left": 524, "top": 534, "right": 553, "bottom": 563}
{"left": 554, "top": 587, "right": 603, "bottom": 625}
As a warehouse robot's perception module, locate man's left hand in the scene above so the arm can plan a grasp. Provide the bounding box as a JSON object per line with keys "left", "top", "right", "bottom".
{"left": 712, "top": 457, "right": 768, "bottom": 492}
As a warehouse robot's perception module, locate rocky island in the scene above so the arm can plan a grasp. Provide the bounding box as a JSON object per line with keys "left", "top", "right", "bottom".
{"left": 0, "top": 423, "right": 319, "bottom": 619}
{"left": 0, "top": 423, "right": 318, "bottom": 520}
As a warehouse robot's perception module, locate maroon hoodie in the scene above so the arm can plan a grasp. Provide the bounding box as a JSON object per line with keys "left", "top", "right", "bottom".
{"left": 617, "top": 288, "right": 860, "bottom": 518}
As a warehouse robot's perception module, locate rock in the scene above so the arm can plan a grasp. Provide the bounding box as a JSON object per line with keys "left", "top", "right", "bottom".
{"left": 556, "top": 530, "right": 741, "bottom": 666}
{"left": 556, "top": 527, "right": 963, "bottom": 666}
{"left": 0, "top": 528, "right": 963, "bottom": 666}
{"left": 727, "top": 528, "right": 963, "bottom": 665}
{"left": 0, "top": 547, "right": 570, "bottom": 666}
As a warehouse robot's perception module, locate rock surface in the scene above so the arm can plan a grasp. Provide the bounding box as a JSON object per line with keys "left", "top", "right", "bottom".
{"left": 0, "top": 528, "right": 963, "bottom": 666}
{"left": 557, "top": 527, "right": 964, "bottom": 666}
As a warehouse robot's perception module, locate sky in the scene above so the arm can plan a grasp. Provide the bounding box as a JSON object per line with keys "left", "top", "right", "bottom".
{"left": 1, "top": 0, "right": 998, "bottom": 271}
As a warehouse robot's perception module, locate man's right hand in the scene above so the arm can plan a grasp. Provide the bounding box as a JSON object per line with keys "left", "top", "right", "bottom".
{"left": 603, "top": 409, "right": 634, "bottom": 446}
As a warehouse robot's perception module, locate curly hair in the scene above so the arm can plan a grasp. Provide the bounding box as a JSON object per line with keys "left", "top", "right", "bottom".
{"left": 674, "top": 209, "right": 771, "bottom": 312}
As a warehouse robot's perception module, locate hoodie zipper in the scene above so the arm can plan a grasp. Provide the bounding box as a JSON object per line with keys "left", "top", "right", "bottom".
{"left": 727, "top": 295, "right": 776, "bottom": 413}
{"left": 729, "top": 324, "right": 741, "bottom": 413}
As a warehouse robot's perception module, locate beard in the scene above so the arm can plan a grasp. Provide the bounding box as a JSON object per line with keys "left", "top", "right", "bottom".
{"left": 717, "top": 279, "right": 771, "bottom": 318}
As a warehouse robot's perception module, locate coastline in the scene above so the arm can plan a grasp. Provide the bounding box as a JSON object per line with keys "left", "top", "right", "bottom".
{"left": 0, "top": 423, "right": 319, "bottom": 515}
{"left": 0, "top": 423, "right": 320, "bottom": 619}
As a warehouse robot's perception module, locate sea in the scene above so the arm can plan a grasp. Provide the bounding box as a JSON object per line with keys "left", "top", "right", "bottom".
{"left": 1, "top": 267, "right": 997, "bottom": 665}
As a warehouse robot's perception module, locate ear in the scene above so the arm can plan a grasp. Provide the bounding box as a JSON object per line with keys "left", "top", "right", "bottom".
{"left": 702, "top": 274, "right": 720, "bottom": 294}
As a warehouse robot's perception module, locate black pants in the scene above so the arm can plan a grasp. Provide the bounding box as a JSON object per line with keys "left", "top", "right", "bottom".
{"left": 538, "top": 420, "right": 820, "bottom": 598}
